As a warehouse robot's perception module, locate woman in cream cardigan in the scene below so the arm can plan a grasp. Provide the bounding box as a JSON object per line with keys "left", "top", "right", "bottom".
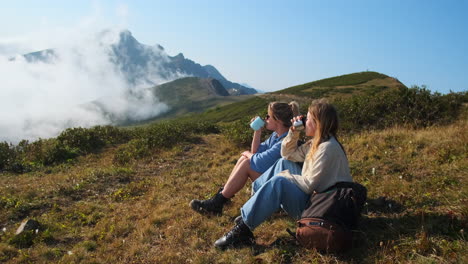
{"left": 214, "top": 99, "right": 353, "bottom": 249}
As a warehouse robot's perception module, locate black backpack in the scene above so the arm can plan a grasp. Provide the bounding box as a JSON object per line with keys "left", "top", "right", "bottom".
{"left": 288, "top": 182, "right": 367, "bottom": 252}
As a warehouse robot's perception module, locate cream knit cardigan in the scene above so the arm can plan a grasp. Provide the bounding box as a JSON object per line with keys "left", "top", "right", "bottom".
{"left": 278, "top": 130, "right": 352, "bottom": 194}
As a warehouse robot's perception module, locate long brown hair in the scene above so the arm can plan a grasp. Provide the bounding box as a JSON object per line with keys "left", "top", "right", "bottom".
{"left": 269, "top": 101, "right": 300, "bottom": 128}
{"left": 306, "top": 99, "right": 345, "bottom": 160}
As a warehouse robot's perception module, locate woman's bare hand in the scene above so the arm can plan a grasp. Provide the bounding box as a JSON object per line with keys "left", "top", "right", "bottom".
{"left": 241, "top": 151, "right": 253, "bottom": 160}
{"left": 290, "top": 115, "right": 303, "bottom": 132}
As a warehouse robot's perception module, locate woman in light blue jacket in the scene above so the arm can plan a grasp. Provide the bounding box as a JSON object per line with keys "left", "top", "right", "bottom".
{"left": 190, "top": 101, "right": 300, "bottom": 215}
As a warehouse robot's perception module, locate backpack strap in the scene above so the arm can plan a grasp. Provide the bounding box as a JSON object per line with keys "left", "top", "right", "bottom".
{"left": 286, "top": 228, "right": 296, "bottom": 239}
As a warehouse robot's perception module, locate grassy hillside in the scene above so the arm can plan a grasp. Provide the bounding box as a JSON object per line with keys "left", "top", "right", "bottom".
{"left": 140, "top": 71, "right": 402, "bottom": 126}
{"left": 145, "top": 77, "right": 254, "bottom": 122}
{"left": 176, "top": 96, "right": 269, "bottom": 123}
{"left": 273, "top": 71, "right": 405, "bottom": 99}
{"left": 154, "top": 71, "right": 411, "bottom": 128}
{"left": 0, "top": 72, "right": 467, "bottom": 263}
{"left": 0, "top": 118, "right": 466, "bottom": 263}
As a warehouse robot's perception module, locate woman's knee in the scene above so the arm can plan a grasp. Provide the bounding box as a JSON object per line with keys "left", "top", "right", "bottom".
{"left": 239, "top": 157, "right": 251, "bottom": 167}
{"left": 269, "top": 176, "right": 289, "bottom": 188}
{"left": 236, "top": 155, "right": 247, "bottom": 164}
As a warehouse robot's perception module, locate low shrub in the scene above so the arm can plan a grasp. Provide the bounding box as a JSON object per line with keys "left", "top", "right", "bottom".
{"left": 335, "top": 86, "right": 466, "bottom": 132}
{"left": 0, "top": 142, "right": 14, "bottom": 171}
{"left": 0, "top": 126, "right": 132, "bottom": 173}
{"left": 220, "top": 117, "right": 271, "bottom": 147}
{"left": 57, "top": 126, "right": 131, "bottom": 155}
{"left": 114, "top": 121, "right": 219, "bottom": 163}
{"left": 113, "top": 139, "right": 150, "bottom": 165}
{"left": 219, "top": 118, "right": 252, "bottom": 147}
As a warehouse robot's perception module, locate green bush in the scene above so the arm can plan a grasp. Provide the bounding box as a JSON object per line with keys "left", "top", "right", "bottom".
{"left": 57, "top": 126, "right": 131, "bottom": 155}
{"left": 2, "top": 120, "right": 220, "bottom": 172}
{"left": 113, "top": 121, "right": 219, "bottom": 163}
{"left": 113, "top": 139, "right": 150, "bottom": 165}
{"left": 0, "top": 142, "right": 13, "bottom": 171}
{"left": 335, "top": 86, "right": 466, "bottom": 131}
{"left": 220, "top": 117, "right": 271, "bottom": 147}
{"left": 136, "top": 120, "right": 219, "bottom": 148}
{"left": 0, "top": 126, "right": 133, "bottom": 173}
{"left": 0, "top": 140, "right": 39, "bottom": 173}
{"left": 220, "top": 118, "right": 252, "bottom": 147}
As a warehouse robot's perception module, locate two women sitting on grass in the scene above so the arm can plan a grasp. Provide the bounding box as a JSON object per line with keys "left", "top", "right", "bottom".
{"left": 213, "top": 100, "right": 353, "bottom": 249}
{"left": 190, "top": 101, "right": 300, "bottom": 215}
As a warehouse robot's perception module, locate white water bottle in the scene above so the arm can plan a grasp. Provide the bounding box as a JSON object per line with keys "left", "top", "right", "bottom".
{"left": 293, "top": 117, "right": 306, "bottom": 130}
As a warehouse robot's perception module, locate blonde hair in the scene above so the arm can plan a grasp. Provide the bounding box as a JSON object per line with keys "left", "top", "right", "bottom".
{"left": 268, "top": 101, "right": 300, "bottom": 127}
{"left": 306, "top": 99, "right": 345, "bottom": 160}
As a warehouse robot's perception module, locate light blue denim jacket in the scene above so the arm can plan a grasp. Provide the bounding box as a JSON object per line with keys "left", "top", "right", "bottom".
{"left": 250, "top": 131, "right": 288, "bottom": 173}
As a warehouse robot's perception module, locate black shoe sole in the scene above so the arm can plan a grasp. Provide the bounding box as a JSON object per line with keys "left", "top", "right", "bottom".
{"left": 214, "top": 239, "right": 255, "bottom": 250}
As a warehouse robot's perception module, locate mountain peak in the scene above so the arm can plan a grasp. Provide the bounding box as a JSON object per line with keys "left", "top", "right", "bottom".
{"left": 156, "top": 44, "right": 165, "bottom": 51}
{"left": 174, "top": 53, "right": 185, "bottom": 59}
{"left": 118, "top": 30, "right": 139, "bottom": 46}
{"left": 119, "top": 29, "right": 133, "bottom": 37}
{"left": 19, "top": 29, "right": 257, "bottom": 95}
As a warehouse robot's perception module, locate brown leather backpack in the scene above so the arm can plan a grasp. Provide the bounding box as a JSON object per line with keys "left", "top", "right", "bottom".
{"left": 288, "top": 182, "right": 367, "bottom": 252}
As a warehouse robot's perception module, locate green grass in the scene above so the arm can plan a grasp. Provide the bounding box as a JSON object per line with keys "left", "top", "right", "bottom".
{"left": 176, "top": 96, "right": 270, "bottom": 124}
{"left": 140, "top": 77, "right": 255, "bottom": 122}
{"left": 0, "top": 118, "right": 466, "bottom": 263}
{"left": 274, "top": 71, "right": 393, "bottom": 98}
{"left": 0, "top": 72, "right": 467, "bottom": 263}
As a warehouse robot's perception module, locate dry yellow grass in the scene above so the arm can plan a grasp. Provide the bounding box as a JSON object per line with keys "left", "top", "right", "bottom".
{"left": 1, "top": 120, "right": 467, "bottom": 263}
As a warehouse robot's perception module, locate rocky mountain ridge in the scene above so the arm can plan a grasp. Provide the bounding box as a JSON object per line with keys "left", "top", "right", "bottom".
{"left": 20, "top": 30, "right": 257, "bottom": 95}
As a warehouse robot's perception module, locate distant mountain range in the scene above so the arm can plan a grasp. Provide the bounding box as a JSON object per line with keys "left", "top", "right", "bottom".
{"left": 172, "top": 71, "right": 410, "bottom": 124}
{"left": 144, "top": 77, "right": 253, "bottom": 121}
{"left": 20, "top": 30, "right": 257, "bottom": 95}
{"left": 83, "top": 76, "right": 254, "bottom": 125}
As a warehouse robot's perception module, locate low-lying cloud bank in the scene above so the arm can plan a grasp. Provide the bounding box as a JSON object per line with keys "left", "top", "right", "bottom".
{"left": 0, "top": 28, "right": 171, "bottom": 143}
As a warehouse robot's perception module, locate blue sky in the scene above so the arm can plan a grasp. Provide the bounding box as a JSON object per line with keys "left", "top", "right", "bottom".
{"left": 1, "top": 0, "right": 467, "bottom": 93}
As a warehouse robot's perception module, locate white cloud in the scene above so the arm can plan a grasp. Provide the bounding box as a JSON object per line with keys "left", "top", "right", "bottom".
{"left": 116, "top": 3, "right": 130, "bottom": 24}
{"left": 0, "top": 26, "right": 170, "bottom": 143}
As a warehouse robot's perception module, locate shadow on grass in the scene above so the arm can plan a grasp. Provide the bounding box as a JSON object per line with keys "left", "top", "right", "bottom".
{"left": 339, "top": 210, "right": 465, "bottom": 262}
{"left": 248, "top": 204, "right": 464, "bottom": 263}
{"left": 365, "top": 197, "right": 405, "bottom": 214}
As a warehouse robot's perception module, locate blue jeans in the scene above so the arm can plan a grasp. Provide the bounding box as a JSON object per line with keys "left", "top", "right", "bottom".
{"left": 252, "top": 158, "right": 303, "bottom": 194}
{"left": 242, "top": 158, "right": 309, "bottom": 230}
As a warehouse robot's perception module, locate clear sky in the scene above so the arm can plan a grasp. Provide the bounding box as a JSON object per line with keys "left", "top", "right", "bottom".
{"left": 1, "top": 0, "right": 467, "bottom": 93}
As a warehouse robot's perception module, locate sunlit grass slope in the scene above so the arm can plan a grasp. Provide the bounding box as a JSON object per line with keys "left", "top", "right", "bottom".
{"left": 273, "top": 71, "right": 405, "bottom": 99}
{"left": 141, "top": 71, "right": 401, "bottom": 126}
{"left": 0, "top": 71, "right": 466, "bottom": 263}
{"left": 0, "top": 118, "right": 466, "bottom": 263}
{"left": 140, "top": 77, "right": 255, "bottom": 123}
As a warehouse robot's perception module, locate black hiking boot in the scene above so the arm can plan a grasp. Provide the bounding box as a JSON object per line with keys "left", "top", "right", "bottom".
{"left": 233, "top": 215, "right": 242, "bottom": 224}
{"left": 190, "top": 188, "right": 229, "bottom": 215}
{"left": 214, "top": 218, "right": 255, "bottom": 249}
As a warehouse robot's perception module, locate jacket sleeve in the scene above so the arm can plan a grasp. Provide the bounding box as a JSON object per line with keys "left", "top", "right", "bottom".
{"left": 279, "top": 146, "right": 334, "bottom": 194}
{"left": 255, "top": 137, "right": 269, "bottom": 153}
{"left": 250, "top": 140, "right": 282, "bottom": 173}
{"left": 281, "top": 130, "right": 310, "bottom": 162}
